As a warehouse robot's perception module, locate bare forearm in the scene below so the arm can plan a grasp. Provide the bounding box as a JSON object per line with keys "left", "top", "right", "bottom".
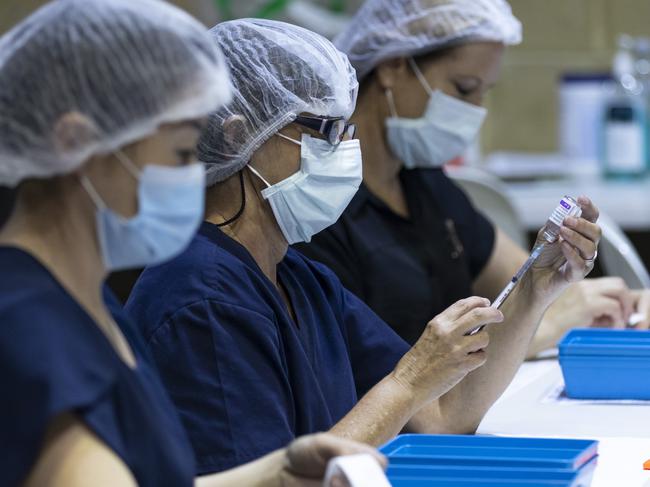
{"left": 329, "top": 374, "right": 425, "bottom": 447}
{"left": 435, "top": 280, "right": 552, "bottom": 433}
{"left": 196, "top": 449, "right": 284, "bottom": 487}
{"left": 411, "top": 200, "right": 601, "bottom": 434}
{"left": 526, "top": 311, "right": 562, "bottom": 358}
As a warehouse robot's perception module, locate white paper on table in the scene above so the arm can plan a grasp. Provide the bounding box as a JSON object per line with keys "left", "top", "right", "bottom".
{"left": 478, "top": 362, "right": 650, "bottom": 438}
{"left": 540, "top": 381, "right": 650, "bottom": 406}
{"left": 323, "top": 454, "right": 391, "bottom": 487}
{"left": 591, "top": 437, "right": 650, "bottom": 487}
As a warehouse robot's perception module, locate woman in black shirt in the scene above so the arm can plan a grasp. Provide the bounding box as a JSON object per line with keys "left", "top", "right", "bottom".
{"left": 297, "top": 0, "right": 650, "bottom": 353}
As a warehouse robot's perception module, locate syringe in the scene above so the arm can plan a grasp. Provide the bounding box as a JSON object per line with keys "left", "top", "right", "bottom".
{"left": 491, "top": 242, "right": 545, "bottom": 309}
{"left": 468, "top": 196, "right": 582, "bottom": 335}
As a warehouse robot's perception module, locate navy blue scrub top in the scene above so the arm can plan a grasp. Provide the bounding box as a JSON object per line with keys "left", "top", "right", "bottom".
{"left": 126, "top": 222, "right": 410, "bottom": 474}
{"left": 0, "top": 247, "right": 195, "bottom": 487}
{"left": 296, "top": 168, "right": 496, "bottom": 345}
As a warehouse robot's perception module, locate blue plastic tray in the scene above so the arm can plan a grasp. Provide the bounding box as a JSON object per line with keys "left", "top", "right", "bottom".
{"left": 560, "top": 355, "right": 650, "bottom": 399}
{"left": 381, "top": 435, "right": 598, "bottom": 470}
{"left": 559, "top": 329, "right": 650, "bottom": 357}
{"left": 387, "top": 456, "right": 598, "bottom": 487}
{"left": 559, "top": 329, "right": 650, "bottom": 399}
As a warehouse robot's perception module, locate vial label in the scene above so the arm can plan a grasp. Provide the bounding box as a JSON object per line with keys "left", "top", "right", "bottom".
{"left": 548, "top": 197, "right": 580, "bottom": 227}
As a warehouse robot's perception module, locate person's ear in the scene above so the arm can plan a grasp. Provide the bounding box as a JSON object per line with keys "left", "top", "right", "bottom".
{"left": 52, "top": 111, "right": 97, "bottom": 155}
{"left": 222, "top": 114, "right": 247, "bottom": 151}
{"left": 375, "top": 57, "right": 409, "bottom": 91}
{"left": 73, "top": 151, "right": 113, "bottom": 183}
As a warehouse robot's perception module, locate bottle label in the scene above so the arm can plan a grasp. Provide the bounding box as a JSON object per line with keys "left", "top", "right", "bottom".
{"left": 605, "top": 122, "right": 645, "bottom": 172}
{"left": 549, "top": 197, "right": 580, "bottom": 227}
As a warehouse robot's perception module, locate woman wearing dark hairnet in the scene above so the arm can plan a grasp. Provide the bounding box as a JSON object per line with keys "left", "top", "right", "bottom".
{"left": 0, "top": 1, "right": 384, "bottom": 486}
{"left": 296, "top": 0, "right": 645, "bottom": 354}
{"left": 127, "top": 17, "right": 600, "bottom": 475}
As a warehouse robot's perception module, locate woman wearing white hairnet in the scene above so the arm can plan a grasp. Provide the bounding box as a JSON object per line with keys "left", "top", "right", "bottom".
{"left": 126, "top": 18, "right": 600, "bottom": 474}
{"left": 297, "top": 0, "right": 646, "bottom": 355}
{"left": 0, "top": 1, "right": 385, "bottom": 486}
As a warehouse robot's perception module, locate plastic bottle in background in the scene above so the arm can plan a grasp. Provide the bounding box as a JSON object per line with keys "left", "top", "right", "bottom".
{"left": 601, "top": 35, "right": 649, "bottom": 178}
{"left": 559, "top": 73, "right": 613, "bottom": 167}
{"left": 634, "top": 37, "right": 650, "bottom": 167}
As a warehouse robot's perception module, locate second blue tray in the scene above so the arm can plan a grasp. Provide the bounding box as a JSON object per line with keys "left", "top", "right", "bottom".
{"left": 386, "top": 457, "right": 598, "bottom": 487}
{"left": 559, "top": 328, "right": 650, "bottom": 399}
{"left": 559, "top": 328, "right": 650, "bottom": 357}
{"left": 381, "top": 435, "right": 598, "bottom": 471}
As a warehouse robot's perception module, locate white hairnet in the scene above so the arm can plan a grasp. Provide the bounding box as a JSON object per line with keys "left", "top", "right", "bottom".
{"left": 198, "top": 19, "right": 358, "bottom": 186}
{"left": 335, "top": 0, "right": 522, "bottom": 79}
{"left": 0, "top": 0, "right": 231, "bottom": 187}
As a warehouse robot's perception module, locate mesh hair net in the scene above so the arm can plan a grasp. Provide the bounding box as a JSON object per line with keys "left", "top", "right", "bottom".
{"left": 198, "top": 19, "right": 358, "bottom": 186}
{"left": 335, "top": 0, "right": 522, "bottom": 80}
{"left": 0, "top": 0, "right": 232, "bottom": 187}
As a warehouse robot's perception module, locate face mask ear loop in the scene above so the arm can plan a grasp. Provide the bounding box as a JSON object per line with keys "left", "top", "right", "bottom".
{"left": 113, "top": 150, "right": 142, "bottom": 180}
{"left": 276, "top": 132, "right": 302, "bottom": 146}
{"left": 246, "top": 164, "right": 273, "bottom": 188}
{"left": 385, "top": 89, "right": 399, "bottom": 118}
{"left": 408, "top": 57, "right": 434, "bottom": 97}
{"left": 79, "top": 175, "right": 107, "bottom": 211}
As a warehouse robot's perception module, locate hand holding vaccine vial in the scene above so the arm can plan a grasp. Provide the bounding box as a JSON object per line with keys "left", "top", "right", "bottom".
{"left": 492, "top": 196, "right": 583, "bottom": 309}
{"left": 468, "top": 196, "right": 583, "bottom": 335}
{"left": 541, "top": 196, "right": 583, "bottom": 243}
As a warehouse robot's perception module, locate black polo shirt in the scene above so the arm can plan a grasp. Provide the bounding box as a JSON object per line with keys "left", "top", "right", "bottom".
{"left": 0, "top": 187, "right": 15, "bottom": 230}
{"left": 295, "top": 167, "right": 495, "bottom": 345}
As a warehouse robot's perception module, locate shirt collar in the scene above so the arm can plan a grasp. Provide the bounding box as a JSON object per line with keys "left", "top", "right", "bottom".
{"left": 198, "top": 221, "right": 266, "bottom": 277}
{"left": 198, "top": 221, "right": 294, "bottom": 316}
{"left": 348, "top": 168, "right": 414, "bottom": 218}
{"left": 345, "top": 183, "right": 373, "bottom": 217}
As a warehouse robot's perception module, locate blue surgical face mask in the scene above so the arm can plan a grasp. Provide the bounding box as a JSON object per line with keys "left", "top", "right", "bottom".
{"left": 247, "top": 133, "right": 362, "bottom": 245}
{"left": 81, "top": 152, "right": 205, "bottom": 271}
{"left": 385, "top": 58, "right": 487, "bottom": 169}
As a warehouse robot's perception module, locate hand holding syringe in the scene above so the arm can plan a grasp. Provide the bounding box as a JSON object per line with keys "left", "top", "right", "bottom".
{"left": 468, "top": 196, "right": 583, "bottom": 335}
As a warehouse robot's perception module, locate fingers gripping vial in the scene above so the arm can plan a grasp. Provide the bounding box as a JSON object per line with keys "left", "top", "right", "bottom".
{"left": 542, "top": 196, "right": 583, "bottom": 243}
{"left": 469, "top": 196, "right": 582, "bottom": 335}
{"left": 494, "top": 196, "right": 582, "bottom": 308}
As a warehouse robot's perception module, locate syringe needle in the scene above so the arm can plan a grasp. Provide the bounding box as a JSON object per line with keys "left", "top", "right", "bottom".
{"left": 492, "top": 243, "right": 545, "bottom": 309}
{"left": 467, "top": 243, "right": 545, "bottom": 336}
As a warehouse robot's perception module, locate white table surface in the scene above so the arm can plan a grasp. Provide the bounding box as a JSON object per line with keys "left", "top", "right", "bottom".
{"left": 478, "top": 360, "right": 650, "bottom": 486}
{"left": 503, "top": 176, "right": 650, "bottom": 231}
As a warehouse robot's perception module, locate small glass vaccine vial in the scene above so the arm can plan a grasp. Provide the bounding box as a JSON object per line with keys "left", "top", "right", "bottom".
{"left": 542, "top": 195, "right": 582, "bottom": 243}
